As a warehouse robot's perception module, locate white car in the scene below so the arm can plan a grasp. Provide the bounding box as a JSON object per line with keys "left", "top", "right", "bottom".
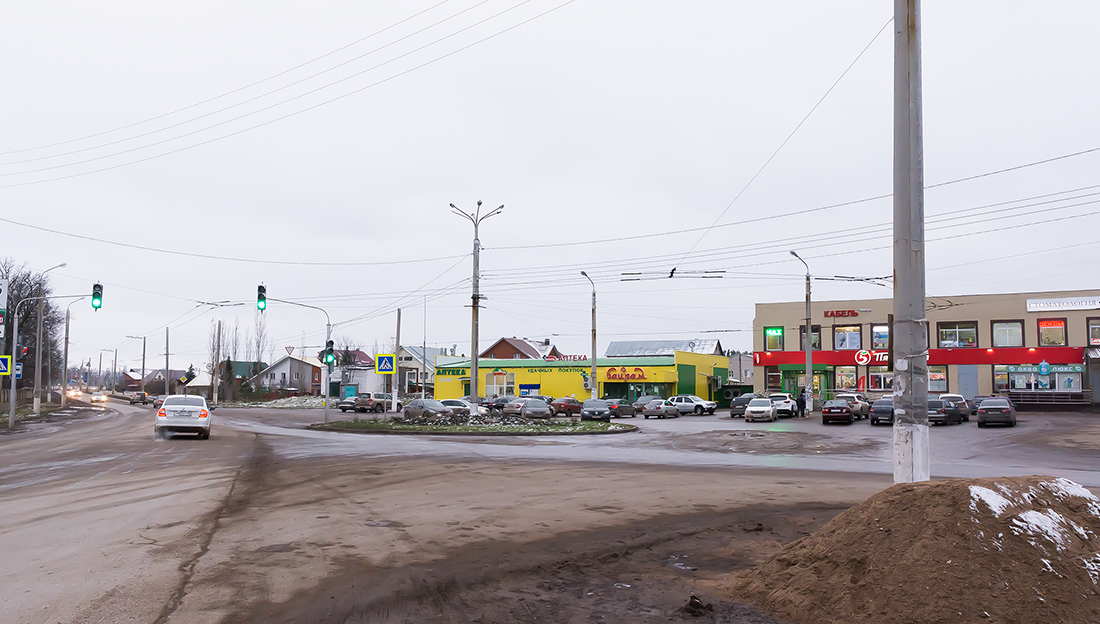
{"left": 440, "top": 399, "right": 488, "bottom": 416}
{"left": 669, "top": 395, "right": 718, "bottom": 415}
{"left": 744, "top": 398, "right": 778, "bottom": 422}
{"left": 155, "top": 395, "right": 212, "bottom": 439}
{"left": 768, "top": 393, "right": 797, "bottom": 416}
{"left": 90, "top": 392, "right": 108, "bottom": 403}
{"left": 835, "top": 393, "right": 871, "bottom": 419}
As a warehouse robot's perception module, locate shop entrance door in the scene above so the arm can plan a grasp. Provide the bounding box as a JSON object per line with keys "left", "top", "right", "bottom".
{"left": 958, "top": 365, "right": 978, "bottom": 399}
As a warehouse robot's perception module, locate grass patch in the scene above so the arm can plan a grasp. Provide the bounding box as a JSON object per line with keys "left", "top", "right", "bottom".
{"left": 315, "top": 418, "right": 634, "bottom": 435}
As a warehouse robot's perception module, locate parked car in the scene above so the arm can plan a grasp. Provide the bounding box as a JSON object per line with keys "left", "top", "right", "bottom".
{"left": 821, "top": 399, "right": 854, "bottom": 425}
{"left": 440, "top": 399, "right": 487, "bottom": 416}
{"left": 605, "top": 397, "right": 637, "bottom": 418}
{"left": 969, "top": 396, "right": 996, "bottom": 412}
{"left": 90, "top": 391, "right": 108, "bottom": 403}
{"left": 153, "top": 395, "right": 167, "bottom": 409}
{"left": 631, "top": 395, "right": 663, "bottom": 414}
{"left": 523, "top": 395, "right": 554, "bottom": 404}
{"left": 869, "top": 398, "right": 894, "bottom": 426}
{"left": 129, "top": 391, "right": 149, "bottom": 405}
{"left": 744, "top": 398, "right": 778, "bottom": 422}
{"left": 580, "top": 399, "right": 611, "bottom": 421}
{"left": 483, "top": 396, "right": 516, "bottom": 415}
{"left": 642, "top": 398, "right": 679, "bottom": 419}
{"left": 403, "top": 399, "right": 454, "bottom": 419}
{"left": 550, "top": 396, "right": 583, "bottom": 417}
{"left": 338, "top": 392, "right": 402, "bottom": 413}
{"left": 928, "top": 399, "right": 962, "bottom": 425}
{"left": 520, "top": 399, "right": 553, "bottom": 418}
{"left": 835, "top": 393, "right": 871, "bottom": 419}
{"left": 154, "top": 394, "right": 212, "bottom": 439}
{"left": 768, "top": 393, "right": 797, "bottom": 417}
{"left": 728, "top": 393, "right": 760, "bottom": 418}
{"left": 669, "top": 395, "right": 717, "bottom": 415}
{"left": 976, "top": 398, "right": 1017, "bottom": 427}
{"left": 502, "top": 398, "right": 532, "bottom": 416}
{"left": 938, "top": 394, "right": 972, "bottom": 421}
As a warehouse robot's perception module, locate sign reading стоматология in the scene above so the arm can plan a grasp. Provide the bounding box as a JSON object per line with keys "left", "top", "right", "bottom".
{"left": 1025, "top": 297, "right": 1100, "bottom": 312}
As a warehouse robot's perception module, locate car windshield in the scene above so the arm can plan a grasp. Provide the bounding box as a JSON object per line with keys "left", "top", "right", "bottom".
{"left": 747, "top": 399, "right": 771, "bottom": 407}
{"left": 983, "top": 399, "right": 1010, "bottom": 407}
{"left": 583, "top": 399, "right": 607, "bottom": 408}
{"left": 441, "top": 400, "right": 464, "bottom": 406}
{"left": 646, "top": 399, "right": 664, "bottom": 406}
{"left": 525, "top": 400, "right": 548, "bottom": 408}
{"left": 422, "top": 400, "right": 446, "bottom": 409}
{"left": 824, "top": 400, "right": 848, "bottom": 407}
{"left": 769, "top": 396, "right": 787, "bottom": 402}
{"left": 163, "top": 396, "right": 205, "bottom": 408}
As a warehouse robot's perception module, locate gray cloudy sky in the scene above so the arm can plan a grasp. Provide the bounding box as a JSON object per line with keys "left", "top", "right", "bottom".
{"left": 3, "top": 1, "right": 1099, "bottom": 374}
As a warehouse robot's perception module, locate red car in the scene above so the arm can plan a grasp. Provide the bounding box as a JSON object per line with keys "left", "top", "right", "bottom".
{"left": 550, "top": 397, "right": 583, "bottom": 416}
{"left": 821, "top": 399, "right": 854, "bottom": 425}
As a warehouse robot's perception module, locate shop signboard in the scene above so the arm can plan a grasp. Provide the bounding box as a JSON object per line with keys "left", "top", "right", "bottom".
{"left": 604, "top": 366, "right": 647, "bottom": 381}
{"left": 1026, "top": 296, "right": 1100, "bottom": 313}
{"left": 1005, "top": 363, "right": 1083, "bottom": 374}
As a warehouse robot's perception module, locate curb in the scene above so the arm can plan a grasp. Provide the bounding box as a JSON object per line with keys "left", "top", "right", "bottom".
{"left": 306, "top": 422, "right": 639, "bottom": 436}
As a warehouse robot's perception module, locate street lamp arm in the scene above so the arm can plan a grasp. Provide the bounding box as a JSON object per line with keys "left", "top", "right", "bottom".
{"left": 267, "top": 297, "right": 331, "bottom": 326}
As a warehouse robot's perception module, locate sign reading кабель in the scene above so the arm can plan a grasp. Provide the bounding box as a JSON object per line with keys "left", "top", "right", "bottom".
{"left": 1026, "top": 296, "right": 1100, "bottom": 313}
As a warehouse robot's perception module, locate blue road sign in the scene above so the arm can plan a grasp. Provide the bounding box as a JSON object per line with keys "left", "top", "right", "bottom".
{"left": 0, "top": 355, "right": 9, "bottom": 376}
{"left": 15, "top": 363, "right": 22, "bottom": 379}
{"left": 376, "top": 354, "right": 395, "bottom": 374}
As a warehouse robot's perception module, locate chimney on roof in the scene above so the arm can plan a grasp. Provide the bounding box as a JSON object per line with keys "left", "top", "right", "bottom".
{"left": 544, "top": 338, "right": 550, "bottom": 345}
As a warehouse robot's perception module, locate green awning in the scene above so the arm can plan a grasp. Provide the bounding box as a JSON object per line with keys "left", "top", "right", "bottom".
{"left": 778, "top": 364, "right": 830, "bottom": 372}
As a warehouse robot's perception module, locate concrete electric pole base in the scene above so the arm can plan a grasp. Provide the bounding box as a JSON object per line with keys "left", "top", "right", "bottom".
{"left": 893, "top": 422, "right": 930, "bottom": 483}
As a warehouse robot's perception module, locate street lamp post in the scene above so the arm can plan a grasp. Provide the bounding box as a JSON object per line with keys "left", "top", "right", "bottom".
{"left": 790, "top": 251, "right": 813, "bottom": 415}
{"left": 581, "top": 271, "right": 597, "bottom": 399}
{"left": 9, "top": 293, "right": 81, "bottom": 429}
{"left": 126, "top": 335, "right": 147, "bottom": 395}
{"left": 33, "top": 262, "right": 66, "bottom": 414}
{"left": 60, "top": 298, "right": 85, "bottom": 408}
{"left": 451, "top": 201, "right": 504, "bottom": 408}
{"left": 267, "top": 297, "right": 332, "bottom": 424}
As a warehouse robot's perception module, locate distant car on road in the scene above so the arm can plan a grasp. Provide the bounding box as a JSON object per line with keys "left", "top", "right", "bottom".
{"left": 403, "top": 399, "right": 453, "bottom": 419}
{"left": 67, "top": 388, "right": 82, "bottom": 399}
{"left": 155, "top": 394, "right": 211, "bottom": 439}
{"left": 728, "top": 393, "right": 760, "bottom": 418}
{"left": 520, "top": 399, "right": 553, "bottom": 419}
{"left": 669, "top": 395, "right": 717, "bottom": 415}
{"left": 642, "top": 399, "right": 679, "bottom": 419}
{"left": 502, "top": 398, "right": 532, "bottom": 417}
{"left": 976, "top": 398, "right": 1017, "bottom": 427}
{"left": 768, "top": 393, "right": 797, "bottom": 417}
{"left": 153, "top": 395, "right": 167, "bottom": 409}
{"left": 338, "top": 392, "right": 402, "bottom": 413}
{"left": 821, "top": 399, "right": 854, "bottom": 425}
{"left": 580, "top": 399, "right": 611, "bottom": 421}
{"left": 90, "top": 392, "right": 108, "bottom": 403}
{"left": 869, "top": 398, "right": 894, "bottom": 426}
{"left": 605, "top": 397, "right": 636, "bottom": 418}
{"left": 928, "top": 399, "right": 962, "bottom": 425}
{"left": 129, "top": 391, "right": 149, "bottom": 405}
{"left": 938, "top": 394, "right": 972, "bottom": 421}
{"left": 744, "top": 398, "right": 778, "bottom": 422}
{"left": 550, "top": 397, "right": 583, "bottom": 417}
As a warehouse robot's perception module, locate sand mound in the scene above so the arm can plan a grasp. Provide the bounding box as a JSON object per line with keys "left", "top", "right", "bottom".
{"left": 732, "top": 476, "right": 1100, "bottom": 624}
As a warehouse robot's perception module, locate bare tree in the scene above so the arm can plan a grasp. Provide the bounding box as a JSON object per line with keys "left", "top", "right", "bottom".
{"left": 251, "top": 312, "right": 268, "bottom": 389}
{"left": 336, "top": 335, "right": 362, "bottom": 367}
{"left": 0, "top": 257, "right": 64, "bottom": 389}
{"left": 229, "top": 318, "right": 242, "bottom": 361}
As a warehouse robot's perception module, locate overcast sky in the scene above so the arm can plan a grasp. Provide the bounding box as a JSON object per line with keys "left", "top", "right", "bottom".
{"left": 3, "top": 1, "right": 1099, "bottom": 374}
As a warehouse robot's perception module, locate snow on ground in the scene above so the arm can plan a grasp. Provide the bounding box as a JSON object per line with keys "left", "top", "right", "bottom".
{"left": 232, "top": 396, "right": 328, "bottom": 409}
{"left": 970, "top": 485, "right": 1013, "bottom": 517}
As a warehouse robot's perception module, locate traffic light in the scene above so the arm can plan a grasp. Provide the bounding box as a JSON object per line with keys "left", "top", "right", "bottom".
{"left": 91, "top": 283, "right": 103, "bottom": 310}
{"left": 257, "top": 285, "right": 266, "bottom": 311}
{"left": 324, "top": 340, "right": 335, "bottom": 365}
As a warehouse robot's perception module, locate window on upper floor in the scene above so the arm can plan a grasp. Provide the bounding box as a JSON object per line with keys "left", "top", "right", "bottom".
{"left": 992, "top": 321, "right": 1023, "bottom": 347}
{"left": 764, "top": 327, "right": 784, "bottom": 351}
{"left": 937, "top": 321, "right": 978, "bottom": 348}
{"left": 1038, "top": 319, "right": 1066, "bottom": 346}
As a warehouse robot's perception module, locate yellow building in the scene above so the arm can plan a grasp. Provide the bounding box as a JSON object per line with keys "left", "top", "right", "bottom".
{"left": 434, "top": 351, "right": 728, "bottom": 401}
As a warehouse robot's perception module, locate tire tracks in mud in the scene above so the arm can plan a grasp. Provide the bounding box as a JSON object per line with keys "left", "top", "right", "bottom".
{"left": 153, "top": 433, "right": 270, "bottom": 624}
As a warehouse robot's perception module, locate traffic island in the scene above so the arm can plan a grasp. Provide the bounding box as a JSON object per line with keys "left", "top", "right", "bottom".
{"left": 308, "top": 414, "right": 636, "bottom": 436}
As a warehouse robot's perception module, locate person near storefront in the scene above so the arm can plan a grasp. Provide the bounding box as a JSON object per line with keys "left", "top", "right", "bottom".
{"left": 796, "top": 389, "right": 806, "bottom": 418}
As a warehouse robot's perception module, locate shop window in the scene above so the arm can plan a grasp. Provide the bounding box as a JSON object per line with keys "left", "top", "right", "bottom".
{"left": 928, "top": 365, "right": 947, "bottom": 392}
{"left": 485, "top": 371, "right": 515, "bottom": 397}
{"left": 871, "top": 324, "right": 889, "bottom": 350}
{"left": 868, "top": 366, "right": 892, "bottom": 391}
{"left": 764, "top": 327, "right": 784, "bottom": 351}
{"left": 765, "top": 367, "right": 781, "bottom": 390}
{"left": 1057, "top": 371, "right": 1082, "bottom": 390}
{"left": 835, "top": 366, "right": 857, "bottom": 390}
{"left": 799, "top": 325, "right": 821, "bottom": 351}
{"left": 992, "top": 365, "right": 1009, "bottom": 392}
{"left": 992, "top": 321, "right": 1023, "bottom": 348}
{"left": 1089, "top": 318, "right": 1100, "bottom": 346}
{"left": 833, "top": 325, "right": 862, "bottom": 351}
{"left": 938, "top": 321, "right": 978, "bottom": 348}
{"left": 1038, "top": 319, "right": 1066, "bottom": 347}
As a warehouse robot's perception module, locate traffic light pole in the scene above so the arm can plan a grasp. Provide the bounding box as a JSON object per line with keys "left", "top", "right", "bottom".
{"left": 8, "top": 293, "right": 82, "bottom": 429}
{"left": 267, "top": 297, "right": 333, "bottom": 424}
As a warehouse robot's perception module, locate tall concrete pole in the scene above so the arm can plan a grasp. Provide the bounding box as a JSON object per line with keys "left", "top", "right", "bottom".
{"left": 392, "top": 308, "right": 401, "bottom": 412}
{"left": 165, "top": 327, "right": 170, "bottom": 395}
{"left": 451, "top": 201, "right": 503, "bottom": 408}
{"left": 213, "top": 320, "right": 221, "bottom": 406}
{"left": 421, "top": 296, "right": 427, "bottom": 400}
{"left": 8, "top": 311, "right": 19, "bottom": 429}
{"left": 893, "top": 0, "right": 930, "bottom": 483}
{"left": 33, "top": 298, "right": 44, "bottom": 413}
{"left": 61, "top": 310, "right": 70, "bottom": 408}
{"left": 323, "top": 321, "right": 332, "bottom": 423}
{"left": 112, "top": 349, "right": 117, "bottom": 393}
{"left": 581, "top": 272, "right": 597, "bottom": 400}
{"left": 97, "top": 352, "right": 102, "bottom": 391}
{"left": 790, "top": 251, "right": 813, "bottom": 414}
{"left": 141, "top": 337, "right": 146, "bottom": 394}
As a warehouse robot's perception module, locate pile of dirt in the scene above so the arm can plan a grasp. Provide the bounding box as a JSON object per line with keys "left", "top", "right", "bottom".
{"left": 732, "top": 476, "right": 1100, "bottom": 624}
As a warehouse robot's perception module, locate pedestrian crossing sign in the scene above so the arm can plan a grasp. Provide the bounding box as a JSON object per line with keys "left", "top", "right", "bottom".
{"left": 0, "top": 355, "right": 9, "bottom": 376}
{"left": 376, "top": 354, "right": 395, "bottom": 375}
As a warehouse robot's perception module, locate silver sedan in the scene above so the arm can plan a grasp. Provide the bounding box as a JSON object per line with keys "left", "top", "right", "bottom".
{"left": 744, "top": 398, "right": 778, "bottom": 422}
{"left": 642, "top": 399, "right": 679, "bottom": 419}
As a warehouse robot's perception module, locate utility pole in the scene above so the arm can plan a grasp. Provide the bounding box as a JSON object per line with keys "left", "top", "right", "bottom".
{"left": 893, "top": 0, "right": 929, "bottom": 484}
{"left": 61, "top": 310, "right": 71, "bottom": 408}
{"left": 451, "top": 201, "right": 504, "bottom": 408}
{"left": 392, "top": 308, "right": 401, "bottom": 412}
{"left": 97, "top": 352, "right": 102, "bottom": 391}
{"left": 213, "top": 320, "right": 222, "bottom": 405}
{"left": 112, "top": 349, "right": 117, "bottom": 393}
{"left": 790, "top": 251, "right": 813, "bottom": 415}
{"left": 581, "top": 271, "right": 598, "bottom": 400}
{"left": 421, "top": 296, "right": 427, "bottom": 400}
{"left": 165, "top": 327, "right": 170, "bottom": 396}
{"left": 323, "top": 321, "right": 332, "bottom": 424}
{"left": 32, "top": 263, "right": 65, "bottom": 414}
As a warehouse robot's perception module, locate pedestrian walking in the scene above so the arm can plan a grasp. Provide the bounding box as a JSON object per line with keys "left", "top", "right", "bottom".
{"left": 796, "top": 389, "right": 806, "bottom": 418}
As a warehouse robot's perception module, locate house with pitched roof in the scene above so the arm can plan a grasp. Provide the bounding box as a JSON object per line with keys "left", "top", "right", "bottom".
{"left": 479, "top": 337, "right": 563, "bottom": 360}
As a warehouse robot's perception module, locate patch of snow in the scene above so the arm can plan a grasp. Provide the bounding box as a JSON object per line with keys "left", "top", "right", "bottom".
{"left": 971, "top": 485, "right": 1013, "bottom": 517}
{"left": 1012, "top": 509, "right": 1074, "bottom": 552}
{"left": 1042, "top": 477, "right": 1100, "bottom": 517}
{"left": 1040, "top": 558, "right": 1063, "bottom": 578}
{"left": 1081, "top": 553, "right": 1100, "bottom": 586}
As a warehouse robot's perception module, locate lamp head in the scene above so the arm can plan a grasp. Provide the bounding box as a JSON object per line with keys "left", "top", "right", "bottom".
{"left": 477, "top": 200, "right": 483, "bottom": 207}
{"left": 449, "top": 203, "right": 457, "bottom": 209}
{"left": 580, "top": 271, "right": 588, "bottom": 277}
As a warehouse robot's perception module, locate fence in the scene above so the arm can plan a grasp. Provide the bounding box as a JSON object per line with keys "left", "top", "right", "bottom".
{"left": 0, "top": 388, "right": 34, "bottom": 404}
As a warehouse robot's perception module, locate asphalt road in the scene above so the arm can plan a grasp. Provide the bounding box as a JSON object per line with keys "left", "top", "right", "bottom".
{"left": 0, "top": 397, "right": 1096, "bottom": 623}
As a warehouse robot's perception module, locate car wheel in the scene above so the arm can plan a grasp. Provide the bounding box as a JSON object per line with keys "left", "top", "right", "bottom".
{"left": 708, "top": 409, "right": 715, "bottom": 415}
{"left": 847, "top": 417, "right": 854, "bottom": 425}
{"left": 374, "top": 405, "right": 384, "bottom": 413}
{"left": 1010, "top": 418, "right": 1017, "bottom": 427}
{"left": 977, "top": 421, "right": 985, "bottom": 428}
{"left": 694, "top": 406, "right": 704, "bottom": 415}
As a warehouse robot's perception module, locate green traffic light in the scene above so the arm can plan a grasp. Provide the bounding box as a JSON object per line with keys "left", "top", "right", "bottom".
{"left": 91, "top": 283, "right": 103, "bottom": 310}
{"left": 257, "top": 299, "right": 266, "bottom": 310}
{"left": 257, "top": 285, "right": 267, "bottom": 311}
